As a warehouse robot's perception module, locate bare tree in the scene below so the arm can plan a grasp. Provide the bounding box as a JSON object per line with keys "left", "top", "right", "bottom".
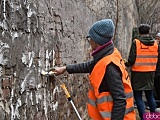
{"left": 135, "top": 0, "right": 160, "bottom": 33}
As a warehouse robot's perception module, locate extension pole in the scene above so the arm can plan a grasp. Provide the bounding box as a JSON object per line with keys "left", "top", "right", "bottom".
{"left": 60, "top": 83, "right": 82, "bottom": 120}
{"left": 41, "top": 70, "right": 82, "bottom": 120}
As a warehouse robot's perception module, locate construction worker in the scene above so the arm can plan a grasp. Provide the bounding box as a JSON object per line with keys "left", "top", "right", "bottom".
{"left": 54, "top": 19, "right": 136, "bottom": 120}
{"left": 125, "top": 24, "right": 158, "bottom": 119}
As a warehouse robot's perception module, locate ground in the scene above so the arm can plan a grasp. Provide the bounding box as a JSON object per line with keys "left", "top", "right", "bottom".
{"left": 136, "top": 109, "right": 141, "bottom": 120}
{"left": 135, "top": 108, "right": 151, "bottom": 120}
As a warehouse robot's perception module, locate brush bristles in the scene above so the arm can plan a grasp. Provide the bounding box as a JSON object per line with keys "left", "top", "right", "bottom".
{"left": 41, "top": 70, "right": 48, "bottom": 75}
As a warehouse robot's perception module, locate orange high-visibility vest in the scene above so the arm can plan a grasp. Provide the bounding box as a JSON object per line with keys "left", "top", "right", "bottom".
{"left": 131, "top": 39, "right": 158, "bottom": 72}
{"left": 87, "top": 48, "right": 136, "bottom": 120}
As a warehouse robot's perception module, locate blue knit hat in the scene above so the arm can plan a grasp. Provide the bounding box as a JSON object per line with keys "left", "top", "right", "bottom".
{"left": 87, "top": 19, "right": 114, "bottom": 45}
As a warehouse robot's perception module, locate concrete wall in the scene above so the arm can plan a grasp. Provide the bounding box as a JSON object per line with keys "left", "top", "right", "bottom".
{"left": 0, "top": 0, "right": 138, "bottom": 119}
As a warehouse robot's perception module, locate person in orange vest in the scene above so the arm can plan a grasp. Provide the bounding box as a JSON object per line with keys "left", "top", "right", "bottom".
{"left": 53, "top": 19, "right": 136, "bottom": 120}
{"left": 125, "top": 24, "right": 158, "bottom": 119}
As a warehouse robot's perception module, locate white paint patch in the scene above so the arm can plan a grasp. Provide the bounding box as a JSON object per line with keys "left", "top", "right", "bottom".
{"left": 0, "top": 22, "right": 3, "bottom": 28}
{"left": 45, "top": 50, "right": 49, "bottom": 70}
{"left": 20, "top": 70, "right": 31, "bottom": 94}
{"left": 27, "top": 3, "right": 36, "bottom": 18}
{"left": 21, "top": 51, "right": 35, "bottom": 68}
{"left": 14, "top": 71, "right": 16, "bottom": 77}
{"left": 0, "top": 67, "right": 2, "bottom": 77}
{"left": 21, "top": 53, "right": 27, "bottom": 65}
{"left": 36, "top": 91, "right": 42, "bottom": 104}
{"left": 53, "top": 86, "right": 59, "bottom": 96}
{"left": 0, "top": 101, "right": 4, "bottom": 109}
{"left": 44, "top": 49, "right": 56, "bottom": 70}
{"left": 28, "top": 51, "right": 35, "bottom": 68}
{"left": 27, "top": 8, "right": 36, "bottom": 18}
{"left": 52, "top": 49, "right": 55, "bottom": 67}
{"left": 2, "top": 31, "right": 5, "bottom": 36}
{"left": 29, "top": 92, "right": 34, "bottom": 105}
{"left": 10, "top": 2, "right": 21, "bottom": 11}
{"left": 52, "top": 101, "right": 58, "bottom": 111}
{"left": 11, "top": 104, "right": 14, "bottom": 120}
{"left": 10, "top": 78, "right": 15, "bottom": 120}
{"left": 26, "top": 4, "right": 36, "bottom": 33}
{"left": 51, "top": 86, "right": 59, "bottom": 111}
{"left": 20, "top": 76, "right": 28, "bottom": 94}
{"left": 3, "top": 0, "right": 6, "bottom": 19}
{"left": 0, "top": 20, "right": 8, "bottom": 30}
{"left": 11, "top": 31, "right": 19, "bottom": 43}
{"left": 22, "top": 107, "right": 27, "bottom": 120}
{"left": 37, "top": 84, "right": 42, "bottom": 89}
{"left": 0, "top": 41, "right": 10, "bottom": 65}
{"left": 11, "top": 98, "right": 22, "bottom": 120}
{"left": 43, "top": 89, "right": 48, "bottom": 118}
{"left": 21, "top": 69, "right": 36, "bottom": 94}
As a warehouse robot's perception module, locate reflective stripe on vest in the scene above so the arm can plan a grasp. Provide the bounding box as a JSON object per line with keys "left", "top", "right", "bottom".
{"left": 88, "top": 92, "right": 133, "bottom": 106}
{"left": 97, "top": 92, "right": 133, "bottom": 103}
{"left": 88, "top": 97, "right": 96, "bottom": 106}
{"left": 88, "top": 91, "right": 135, "bottom": 119}
{"left": 132, "top": 39, "right": 158, "bottom": 72}
{"left": 88, "top": 48, "right": 136, "bottom": 120}
{"left": 100, "top": 106, "right": 134, "bottom": 118}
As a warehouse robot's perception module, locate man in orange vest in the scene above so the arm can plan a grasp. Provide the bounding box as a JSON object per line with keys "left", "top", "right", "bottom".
{"left": 54, "top": 19, "right": 136, "bottom": 120}
{"left": 125, "top": 24, "right": 158, "bottom": 119}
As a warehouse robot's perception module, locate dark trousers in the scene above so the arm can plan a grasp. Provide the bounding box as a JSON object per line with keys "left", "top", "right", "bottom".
{"left": 154, "top": 78, "right": 160, "bottom": 101}
{"left": 133, "top": 90, "right": 156, "bottom": 120}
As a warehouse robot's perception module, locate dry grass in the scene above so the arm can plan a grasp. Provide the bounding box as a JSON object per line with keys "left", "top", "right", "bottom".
{"left": 136, "top": 109, "right": 140, "bottom": 120}
{"left": 135, "top": 108, "right": 150, "bottom": 120}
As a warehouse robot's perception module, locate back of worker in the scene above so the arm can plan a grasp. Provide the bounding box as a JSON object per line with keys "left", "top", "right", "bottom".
{"left": 125, "top": 24, "right": 158, "bottom": 120}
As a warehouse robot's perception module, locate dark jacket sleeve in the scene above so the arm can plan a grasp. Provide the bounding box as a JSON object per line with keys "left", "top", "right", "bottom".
{"left": 101, "top": 62, "right": 126, "bottom": 120}
{"left": 66, "top": 59, "right": 95, "bottom": 73}
{"left": 125, "top": 40, "right": 136, "bottom": 67}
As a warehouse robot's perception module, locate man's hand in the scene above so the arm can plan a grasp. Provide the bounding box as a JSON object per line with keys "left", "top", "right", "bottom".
{"left": 54, "top": 66, "right": 66, "bottom": 75}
